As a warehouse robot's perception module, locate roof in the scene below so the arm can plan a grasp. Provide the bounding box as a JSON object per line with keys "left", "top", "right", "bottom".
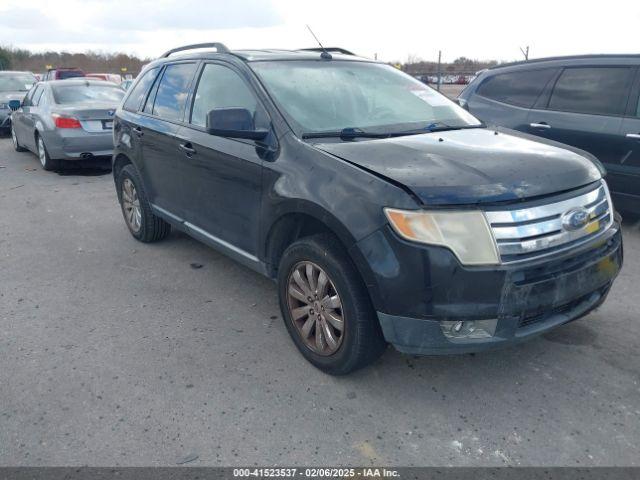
{"left": 491, "top": 53, "right": 640, "bottom": 70}
{"left": 44, "top": 79, "right": 120, "bottom": 87}
{"left": 152, "top": 43, "right": 372, "bottom": 64}
{"left": 0, "top": 71, "right": 36, "bottom": 76}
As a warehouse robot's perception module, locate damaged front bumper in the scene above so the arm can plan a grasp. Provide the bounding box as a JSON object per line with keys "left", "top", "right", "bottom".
{"left": 355, "top": 219, "right": 623, "bottom": 355}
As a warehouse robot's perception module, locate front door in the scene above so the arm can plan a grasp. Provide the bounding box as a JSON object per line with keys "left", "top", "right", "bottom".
{"left": 175, "top": 62, "right": 270, "bottom": 258}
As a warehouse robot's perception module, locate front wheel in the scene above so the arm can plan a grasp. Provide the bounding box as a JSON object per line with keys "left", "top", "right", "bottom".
{"left": 278, "top": 233, "right": 387, "bottom": 375}
{"left": 11, "top": 124, "right": 26, "bottom": 152}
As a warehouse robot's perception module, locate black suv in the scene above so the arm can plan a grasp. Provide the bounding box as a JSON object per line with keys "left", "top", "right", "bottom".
{"left": 112, "top": 43, "right": 623, "bottom": 374}
{"left": 458, "top": 54, "right": 640, "bottom": 214}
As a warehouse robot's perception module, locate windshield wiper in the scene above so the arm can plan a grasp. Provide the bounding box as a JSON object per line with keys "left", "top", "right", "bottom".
{"left": 301, "top": 127, "right": 393, "bottom": 140}
{"left": 423, "top": 122, "right": 484, "bottom": 133}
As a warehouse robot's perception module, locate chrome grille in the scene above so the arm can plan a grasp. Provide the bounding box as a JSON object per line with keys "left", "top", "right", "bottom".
{"left": 485, "top": 180, "right": 613, "bottom": 263}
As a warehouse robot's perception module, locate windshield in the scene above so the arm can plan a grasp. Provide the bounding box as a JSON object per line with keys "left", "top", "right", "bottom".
{"left": 52, "top": 84, "right": 125, "bottom": 104}
{"left": 0, "top": 74, "right": 36, "bottom": 92}
{"left": 251, "top": 61, "right": 481, "bottom": 135}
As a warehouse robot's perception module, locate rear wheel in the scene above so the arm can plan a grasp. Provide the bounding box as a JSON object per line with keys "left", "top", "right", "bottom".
{"left": 278, "top": 233, "right": 387, "bottom": 375}
{"left": 117, "top": 164, "right": 171, "bottom": 242}
{"left": 36, "top": 133, "right": 58, "bottom": 171}
{"left": 11, "top": 124, "right": 26, "bottom": 152}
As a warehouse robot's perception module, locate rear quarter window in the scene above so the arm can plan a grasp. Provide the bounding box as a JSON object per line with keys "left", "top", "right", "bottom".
{"left": 123, "top": 67, "right": 159, "bottom": 112}
{"left": 476, "top": 68, "right": 558, "bottom": 108}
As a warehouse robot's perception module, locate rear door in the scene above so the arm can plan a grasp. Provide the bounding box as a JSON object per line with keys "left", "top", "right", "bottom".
{"left": 618, "top": 68, "right": 640, "bottom": 207}
{"left": 466, "top": 68, "right": 559, "bottom": 131}
{"left": 135, "top": 62, "right": 199, "bottom": 218}
{"left": 526, "top": 66, "right": 635, "bottom": 180}
{"left": 175, "top": 61, "right": 269, "bottom": 258}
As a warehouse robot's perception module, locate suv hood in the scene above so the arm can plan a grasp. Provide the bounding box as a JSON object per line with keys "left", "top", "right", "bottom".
{"left": 314, "top": 128, "right": 603, "bottom": 205}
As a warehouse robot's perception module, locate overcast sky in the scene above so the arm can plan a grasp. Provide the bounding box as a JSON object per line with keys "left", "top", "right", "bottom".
{"left": 1, "top": 0, "right": 638, "bottom": 63}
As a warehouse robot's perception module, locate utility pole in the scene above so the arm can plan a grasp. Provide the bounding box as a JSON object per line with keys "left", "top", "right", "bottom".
{"left": 436, "top": 50, "right": 442, "bottom": 92}
{"left": 520, "top": 46, "right": 529, "bottom": 61}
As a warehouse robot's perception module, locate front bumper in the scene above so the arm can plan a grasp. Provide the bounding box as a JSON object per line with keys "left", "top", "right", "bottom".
{"left": 354, "top": 220, "right": 623, "bottom": 355}
{"left": 42, "top": 129, "right": 114, "bottom": 160}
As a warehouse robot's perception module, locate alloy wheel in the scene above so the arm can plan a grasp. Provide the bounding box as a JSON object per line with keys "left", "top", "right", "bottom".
{"left": 121, "top": 178, "right": 142, "bottom": 233}
{"left": 286, "top": 261, "right": 345, "bottom": 356}
{"left": 11, "top": 126, "right": 18, "bottom": 149}
{"left": 37, "top": 137, "right": 46, "bottom": 167}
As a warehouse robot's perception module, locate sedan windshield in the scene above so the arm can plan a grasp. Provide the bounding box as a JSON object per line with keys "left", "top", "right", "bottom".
{"left": 0, "top": 74, "right": 36, "bottom": 92}
{"left": 52, "top": 84, "right": 125, "bottom": 104}
{"left": 251, "top": 60, "right": 481, "bottom": 136}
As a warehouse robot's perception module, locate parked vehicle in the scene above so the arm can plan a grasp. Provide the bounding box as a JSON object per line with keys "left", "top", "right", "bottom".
{"left": 112, "top": 43, "right": 623, "bottom": 374}
{"left": 458, "top": 54, "right": 640, "bottom": 214}
{"left": 11, "top": 79, "right": 124, "bottom": 170}
{"left": 0, "top": 71, "right": 37, "bottom": 133}
{"left": 86, "top": 73, "right": 122, "bottom": 84}
{"left": 43, "top": 68, "right": 85, "bottom": 81}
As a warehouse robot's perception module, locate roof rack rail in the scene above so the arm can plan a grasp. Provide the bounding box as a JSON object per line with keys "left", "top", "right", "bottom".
{"left": 299, "top": 47, "right": 356, "bottom": 56}
{"left": 160, "top": 43, "right": 230, "bottom": 58}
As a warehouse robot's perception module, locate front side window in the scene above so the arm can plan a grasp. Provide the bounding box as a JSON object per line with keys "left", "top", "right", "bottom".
{"left": 0, "top": 73, "right": 36, "bottom": 92}
{"left": 152, "top": 63, "right": 197, "bottom": 122}
{"left": 123, "top": 67, "right": 159, "bottom": 112}
{"left": 190, "top": 63, "right": 262, "bottom": 128}
{"left": 251, "top": 61, "right": 480, "bottom": 134}
{"left": 52, "top": 84, "right": 125, "bottom": 104}
{"left": 476, "top": 68, "right": 557, "bottom": 108}
{"left": 548, "top": 67, "right": 634, "bottom": 116}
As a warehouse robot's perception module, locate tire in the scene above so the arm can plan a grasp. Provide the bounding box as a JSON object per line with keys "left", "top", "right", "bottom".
{"left": 278, "top": 233, "right": 387, "bottom": 375}
{"left": 116, "top": 164, "right": 171, "bottom": 242}
{"left": 11, "top": 125, "right": 26, "bottom": 152}
{"left": 35, "top": 133, "right": 58, "bottom": 171}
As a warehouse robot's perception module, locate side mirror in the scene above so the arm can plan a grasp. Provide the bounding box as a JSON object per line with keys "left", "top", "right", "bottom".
{"left": 8, "top": 100, "right": 21, "bottom": 110}
{"left": 206, "top": 107, "right": 269, "bottom": 140}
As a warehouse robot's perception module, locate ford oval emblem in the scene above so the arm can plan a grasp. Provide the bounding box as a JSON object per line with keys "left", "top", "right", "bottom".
{"left": 561, "top": 207, "right": 590, "bottom": 231}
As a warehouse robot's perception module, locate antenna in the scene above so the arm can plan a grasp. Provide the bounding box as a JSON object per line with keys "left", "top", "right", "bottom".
{"left": 306, "top": 25, "right": 332, "bottom": 60}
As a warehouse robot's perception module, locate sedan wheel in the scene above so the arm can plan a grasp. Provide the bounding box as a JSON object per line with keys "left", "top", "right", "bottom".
{"left": 37, "top": 136, "right": 47, "bottom": 168}
{"left": 286, "top": 261, "right": 345, "bottom": 356}
{"left": 121, "top": 178, "right": 142, "bottom": 233}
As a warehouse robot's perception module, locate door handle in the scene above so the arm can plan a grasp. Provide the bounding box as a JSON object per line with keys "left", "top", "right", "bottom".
{"left": 132, "top": 126, "right": 143, "bottom": 137}
{"left": 179, "top": 143, "right": 197, "bottom": 155}
{"left": 530, "top": 122, "right": 551, "bottom": 129}
{"left": 626, "top": 133, "right": 640, "bottom": 139}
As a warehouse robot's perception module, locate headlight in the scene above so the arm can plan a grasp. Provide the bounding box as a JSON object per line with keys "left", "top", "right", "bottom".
{"left": 384, "top": 208, "right": 499, "bottom": 265}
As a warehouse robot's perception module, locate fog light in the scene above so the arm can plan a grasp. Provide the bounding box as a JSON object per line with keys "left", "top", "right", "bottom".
{"left": 440, "top": 319, "right": 498, "bottom": 339}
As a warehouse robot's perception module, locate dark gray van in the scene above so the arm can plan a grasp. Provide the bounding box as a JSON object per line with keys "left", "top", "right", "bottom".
{"left": 458, "top": 55, "right": 640, "bottom": 214}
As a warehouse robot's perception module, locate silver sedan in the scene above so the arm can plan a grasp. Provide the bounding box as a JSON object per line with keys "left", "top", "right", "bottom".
{"left": 10, "top": 79, "right": 125, "bottom": 170}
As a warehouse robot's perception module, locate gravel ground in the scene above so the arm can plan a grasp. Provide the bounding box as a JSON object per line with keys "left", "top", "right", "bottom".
{"left": 0, "top": 137, "right": 639, "bottom": 467}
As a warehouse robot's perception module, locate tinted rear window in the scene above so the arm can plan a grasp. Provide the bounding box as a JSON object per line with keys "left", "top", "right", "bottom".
{"left": 548, "top": 67, "right": 634, "bottom": 116}
{"left": 57, "top": 70, "right": 85, "bottom": 80}
{"left": 477, "top": 68, "right": 558, "bottom": 108}
{"left": 123, "top": 67, "right": 159, "bottom": 112}
{"left": 52, "top": 84, "right": 125, "bottom": 104}
{"left": 152, "top": 63, "right": 197, "bottom": 121}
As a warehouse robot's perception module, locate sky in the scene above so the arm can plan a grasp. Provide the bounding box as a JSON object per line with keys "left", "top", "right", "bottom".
{"left": 1, "top": 0, "right": 639, "bottom": 63}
